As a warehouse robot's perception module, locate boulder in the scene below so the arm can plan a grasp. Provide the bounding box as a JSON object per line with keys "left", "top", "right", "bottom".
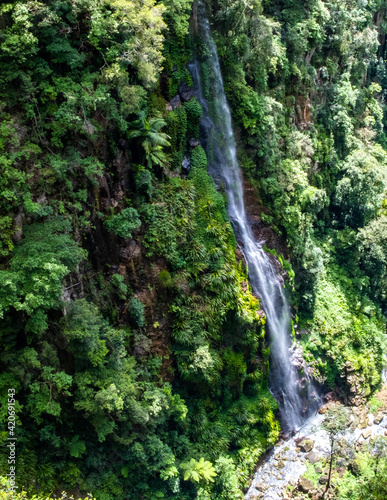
{"left": 362, "top": 428, "right": 372, "bottom": 439}
{"left": 298, "top": 477, "right": 315, "bottom": 493}
{"left": 181, "top": 156, "right": 190, "bottom": 172}
{"left": 374, "top": 413, "right": 384, "bottom": 424}
{"left": 298, "top": 439, "right": 314, "bottom": 453}
{"left": 319, "top": 475, "right": 328, "bottom": 485}
{"left": 305, "top": 451, "right": 321, "bottom": 464}
{"left": 188, "top": 138, "right": 200, "bottom": 147}
{"left": 255, "top": 482, "right": 265, "bottom": 492}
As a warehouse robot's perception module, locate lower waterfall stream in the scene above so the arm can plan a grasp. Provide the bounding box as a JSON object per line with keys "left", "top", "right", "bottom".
{"left": 189, "top": 1, "right": 320, "bottom": 433}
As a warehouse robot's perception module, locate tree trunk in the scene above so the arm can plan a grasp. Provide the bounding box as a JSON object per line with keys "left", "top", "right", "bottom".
{"left": 325, "top": 437, "right": 334, "bottom": 496}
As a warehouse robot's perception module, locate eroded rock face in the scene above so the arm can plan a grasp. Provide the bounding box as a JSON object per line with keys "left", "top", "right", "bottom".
{"left": 179, "top": 82, "right": 196, "bottom": 102}
{"left": 241, "top": 178, "right": 292, "bottom": 292}
{"left": 294, "top": 95, "right": 312, "bottom": 130}
{"left": 243, "top": 179, "right": 289, "bottom": 259}
{"left": 120, "top": 240, "right": 142, "bottom": 263}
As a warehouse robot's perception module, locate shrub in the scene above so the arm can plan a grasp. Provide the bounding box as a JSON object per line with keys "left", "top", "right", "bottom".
{"left": 105, "top": 208, "right": 141, "bottom": 238}
{"left": 184, "top": 98, "right": 202, "bottom": 139}
{"left": 129, "top": 297, "right": 146, "bottom": 328}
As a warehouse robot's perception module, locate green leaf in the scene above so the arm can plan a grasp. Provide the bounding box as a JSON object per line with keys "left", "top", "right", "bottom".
{"left": 69, "top": 435, "right": 86, "bottom": 457}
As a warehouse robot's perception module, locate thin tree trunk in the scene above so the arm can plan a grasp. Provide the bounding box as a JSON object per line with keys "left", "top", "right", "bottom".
{"left": 325, "top": 438, "right": 334, "bottom": 496}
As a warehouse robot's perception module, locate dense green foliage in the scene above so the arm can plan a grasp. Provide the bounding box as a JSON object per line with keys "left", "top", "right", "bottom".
{"left": 1, "top": 0, "right": 387, "bottom": 499}
{"left": 212, "top": 0, "right": 387, "bottom": 399}
{"left": 0, "top": 1, "right": 277, "bottom": 498}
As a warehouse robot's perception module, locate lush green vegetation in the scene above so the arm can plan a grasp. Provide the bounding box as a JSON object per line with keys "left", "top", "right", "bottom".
{"left": 212, "top": 0, "right": 387, "bottom": 399}
{"left": 0, "top": 1, "right": 276, "bottom": 498}
{"left": 1, "top": 0, "right": 387, "bottom": 499}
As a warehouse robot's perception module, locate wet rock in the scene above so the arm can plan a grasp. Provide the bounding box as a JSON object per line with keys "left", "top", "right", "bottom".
{"left": 298, "top": 439, "right": 314, "bottom": 453}
{"left": 305, "top": 451, "right": 321, "bottom": 464}
{"left": 188, "top": 138, "right": 200, "bottom": 147}
{"left": 179, "top": 82, "right": 195, "bottom": 102}
{"left": 351, "top": 416, "right": 360, "bottom": 429}
{"left": 298, "top": 476, "right": 315, "bottom": 493}
{"left": 255, "top": 482, "right": 265, "bottom": 492}
{"left": 182, "top": 156, "right": 190, "bottom": 172}
{"left": 171, "top": 95, "right": 182, "bottom": 109}
{"left": 290, "top": 344, "right": 305, "bottom": 371}
{"left": 362, "top": 428, "right": 372, "bottom": 439}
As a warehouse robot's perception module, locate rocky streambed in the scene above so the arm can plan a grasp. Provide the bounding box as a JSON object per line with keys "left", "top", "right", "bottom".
{"left": 245, "top": 384, "right": 387, "bottom": 500}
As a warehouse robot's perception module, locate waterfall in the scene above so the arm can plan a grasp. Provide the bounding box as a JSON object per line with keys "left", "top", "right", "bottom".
{"left": 189, "top": 2, "right": 320, "bottom": 432}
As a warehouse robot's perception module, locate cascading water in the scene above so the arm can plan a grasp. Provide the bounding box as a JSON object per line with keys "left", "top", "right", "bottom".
{"left": 189, "top": 2, "right": 320, "bottom": 432}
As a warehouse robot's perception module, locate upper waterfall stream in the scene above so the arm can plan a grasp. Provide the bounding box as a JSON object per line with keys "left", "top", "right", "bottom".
{"left": 189, "top": 2, "right": 319, "bottom": 432}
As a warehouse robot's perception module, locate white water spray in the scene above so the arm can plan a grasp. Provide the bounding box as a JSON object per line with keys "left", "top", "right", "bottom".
{"left": 189, "top": 2, "right": 320, "bottom": 431}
